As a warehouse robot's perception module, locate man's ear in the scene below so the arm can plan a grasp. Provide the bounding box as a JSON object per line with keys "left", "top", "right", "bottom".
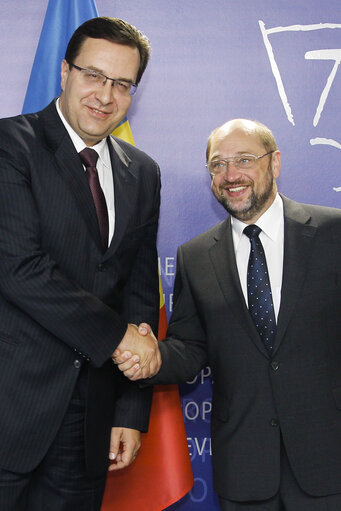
{"left": 60, "top": 59, "right": 69, "bottom": 92}
{"left": 272, "top": 150, "right": 281, "bottom": 179}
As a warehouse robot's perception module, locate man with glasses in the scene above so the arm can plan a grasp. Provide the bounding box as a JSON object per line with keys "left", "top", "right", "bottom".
{"left": 0, "top": 16, "right": 161, "bottom": 511}
{"left": 115, "top": 118, "right": 341, "bottom": 511}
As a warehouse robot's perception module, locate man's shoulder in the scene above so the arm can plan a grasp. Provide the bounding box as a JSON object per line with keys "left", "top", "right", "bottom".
{"left": 283, "top": 195, "right": 341, "bottom": 226}
{"left": 180, "top": 219, "right": 229, "bottom": 253}
{"left": 0, "top": 102, "right": 57, "bottom": 147}
{"left": 109, "top": 135, "right": 159, "bottom": 169}
{"left": 0, "top": 111, "right": 39, "bottom": 135}
{"left": 0, "top": 111, "right": 44, "bottom": 160}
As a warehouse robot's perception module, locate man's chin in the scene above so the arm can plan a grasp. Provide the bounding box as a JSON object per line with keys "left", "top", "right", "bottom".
{"left": 219, "top": 197, "right": 254, "bottom": 221}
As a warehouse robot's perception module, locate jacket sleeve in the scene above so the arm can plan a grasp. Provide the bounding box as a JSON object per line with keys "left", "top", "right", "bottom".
{"left": 112, "top": 160, "right": 161, "bottom": 431}
{"left": 151, "top": 245, "right": 208, "bottom": 385}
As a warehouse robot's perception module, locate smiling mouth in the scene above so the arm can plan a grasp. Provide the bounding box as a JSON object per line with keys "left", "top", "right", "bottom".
{"left": 228, "top": 185, "right": 248, "bottom": 192}
{"left": 87, "top": 106, "right": 110, "bottom": 116}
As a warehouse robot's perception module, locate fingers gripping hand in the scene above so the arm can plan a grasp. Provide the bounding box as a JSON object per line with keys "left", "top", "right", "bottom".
{"left": 112, "top": 324, "right": 161, "bottom": 380}
{"left": 112, "top": 323, "right": 151, "bottom": 365}
{"left": 108, "top": 427, "right": 141, "bottom": 471}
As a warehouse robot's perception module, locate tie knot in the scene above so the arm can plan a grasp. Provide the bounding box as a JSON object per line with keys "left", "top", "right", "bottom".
{"left": 79, "top": 147, "right": 99, "bottom": 169}
{"left": 243, "top": 224, "right": 261, "bottom": 240}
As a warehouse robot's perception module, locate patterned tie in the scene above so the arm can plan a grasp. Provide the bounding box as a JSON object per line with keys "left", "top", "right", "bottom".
{"left": 79, "top": 147, "right": 109, "bottom": 250}
{"left": 244, "top": 225, "right": 276, "bottom": 354}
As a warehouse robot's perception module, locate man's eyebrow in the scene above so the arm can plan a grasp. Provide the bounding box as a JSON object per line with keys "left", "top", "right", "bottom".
{"left": 81, "top": 65, "right": 135, "bottom": 82}
{"left": 209, "top": 151, "right": 256, "bottom": 159}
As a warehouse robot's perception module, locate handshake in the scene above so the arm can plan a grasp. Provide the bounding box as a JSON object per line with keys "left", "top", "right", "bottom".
{"left": 112, "top": 323, "right": 161, "bottom": 381}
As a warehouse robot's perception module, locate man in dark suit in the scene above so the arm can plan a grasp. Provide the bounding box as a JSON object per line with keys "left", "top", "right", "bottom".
{"left": 115, "top": 119, "right": 341, "bottom": 510}
{"left": 0, "top": 16, "right": 161, "bottom": 511}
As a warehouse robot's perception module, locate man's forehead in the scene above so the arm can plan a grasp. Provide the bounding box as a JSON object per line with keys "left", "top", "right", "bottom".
{"left": 211, "top": 125, "right": 262, "bottom": 152}
{"left": 75, "top": 37, "right": 140, "bottom": 78}
{"left": 77, "top": 37, "right": 139, "bottom": 60}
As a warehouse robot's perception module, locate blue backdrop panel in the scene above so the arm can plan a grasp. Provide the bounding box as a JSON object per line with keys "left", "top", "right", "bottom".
{"left": 0, "top": 1, "right": 340, "bottom": 509}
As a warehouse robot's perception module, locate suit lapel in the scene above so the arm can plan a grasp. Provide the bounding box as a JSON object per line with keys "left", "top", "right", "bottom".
{"left": 40, "top": 104, "right": 138, "bottom": 255}
{"left": 207, "top": 195, "right": 317, "bottom": 358}
{"left": 103, "top": 136, "right": 137, "bottom": 260}
{"left": 273, "top": 196, "right": 317, "bottom": 354}
{"left": 209, "top": 218, "right": 270, "bottom": 358}
{"left": 40, "top": 101, "right": 103, "bottom": 249}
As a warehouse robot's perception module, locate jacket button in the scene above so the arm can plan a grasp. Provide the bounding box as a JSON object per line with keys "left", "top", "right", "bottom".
{"left": 271, "top": 360, "right": 279, "bottom": 371}
{"left": 97, "top": 264, "right": 105, "bottom": 272}
{"left": 74, "top": 359, "right": 81, "bottom": 369}
{"left": 270, "top": 419, "right": 279, "bottom": 427}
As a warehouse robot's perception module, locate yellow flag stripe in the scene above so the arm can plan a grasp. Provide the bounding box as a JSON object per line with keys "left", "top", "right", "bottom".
{"left": 112, "top": 120, "right": 135, "bottom": 145}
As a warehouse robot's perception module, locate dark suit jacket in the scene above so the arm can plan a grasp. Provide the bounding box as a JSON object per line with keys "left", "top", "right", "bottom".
{"left": 0, "top": 101, "right": 160, "bottom": 476}
{"left": 152, "top": 195, "right": 341, "bottom": 501}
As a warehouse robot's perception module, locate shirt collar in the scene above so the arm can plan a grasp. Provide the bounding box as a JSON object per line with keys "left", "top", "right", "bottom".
{"left": 232, "top": 193, "right": 283, "bottom": 249}
{"left": 55, "top": 99, "right": 110, "bottom": 169}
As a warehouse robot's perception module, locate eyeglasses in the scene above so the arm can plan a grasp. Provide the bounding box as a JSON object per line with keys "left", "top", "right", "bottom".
{"left": 68, "top": 62, "right": 138, "bottom": 96}
{"left": 206, "top": 151, "right": 274, "bottom": 177}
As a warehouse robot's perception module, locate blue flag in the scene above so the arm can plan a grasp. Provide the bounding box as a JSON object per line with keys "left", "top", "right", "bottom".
{"left": 22, "top": 0, "right": 98, "bottom": 114}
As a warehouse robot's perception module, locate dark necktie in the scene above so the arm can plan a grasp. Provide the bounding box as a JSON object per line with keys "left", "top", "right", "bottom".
{"left": 244, "top": 224, "right": 276, "bottom": 354}
{"left": 79, "top": 147, "right": 109, "bottom": 250}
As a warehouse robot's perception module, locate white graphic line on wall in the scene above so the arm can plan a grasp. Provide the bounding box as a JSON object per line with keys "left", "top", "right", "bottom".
{"left": 259, "top": 21, "right": 341, "bottom": 127}
{"left": 305, "top": 50, "right": 341, "bottom": 127}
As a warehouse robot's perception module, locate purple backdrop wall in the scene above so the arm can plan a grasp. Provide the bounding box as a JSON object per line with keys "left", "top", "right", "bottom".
{"left": 1, "top": 1, "right": 340, "bottom": 509}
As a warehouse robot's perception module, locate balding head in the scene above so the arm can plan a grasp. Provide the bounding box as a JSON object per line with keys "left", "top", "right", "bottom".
{"left": 206, "top": 119, "right": 278, "bottom": 162}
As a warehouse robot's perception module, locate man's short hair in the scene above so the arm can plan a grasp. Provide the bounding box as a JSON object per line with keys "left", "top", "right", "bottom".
{"left": 65, "top": 16, "right": 151, "bottom": 84}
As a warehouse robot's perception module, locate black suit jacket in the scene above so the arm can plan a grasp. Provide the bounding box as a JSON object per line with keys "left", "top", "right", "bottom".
{"left": 0, "top": 101, "right": 160, "bottom": 476}
{"left": 152, "top": 196, "right": 341, "bottom": 501}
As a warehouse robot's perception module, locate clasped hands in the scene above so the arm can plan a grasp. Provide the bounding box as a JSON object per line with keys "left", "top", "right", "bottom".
{"left": 108, "top": 324, "right": 159, "bottom": 470}
{"left": 112, "top": 323, "right": 160, "bottom": 380}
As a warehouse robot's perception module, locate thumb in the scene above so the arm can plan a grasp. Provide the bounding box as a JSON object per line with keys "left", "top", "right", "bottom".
{"left": 109, "top": 428, "right": 122, "bottom": 460}
{"left": 138, "top": 322, "right": 152, "bottom": 336}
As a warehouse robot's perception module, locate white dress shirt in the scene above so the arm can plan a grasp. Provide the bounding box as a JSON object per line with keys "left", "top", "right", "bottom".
{"left": 56, "top": 99, "right": 115, "bottom": 245}
{"left": 231, "top": 193, "right": 284, "bottom": 321}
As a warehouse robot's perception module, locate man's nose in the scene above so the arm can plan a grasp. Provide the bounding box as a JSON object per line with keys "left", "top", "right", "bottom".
{"left": 95, "top": 80, "right": 117, "bottom": 104}
{"left": 222, "top": 161, "right": 242, "bottom": 181}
